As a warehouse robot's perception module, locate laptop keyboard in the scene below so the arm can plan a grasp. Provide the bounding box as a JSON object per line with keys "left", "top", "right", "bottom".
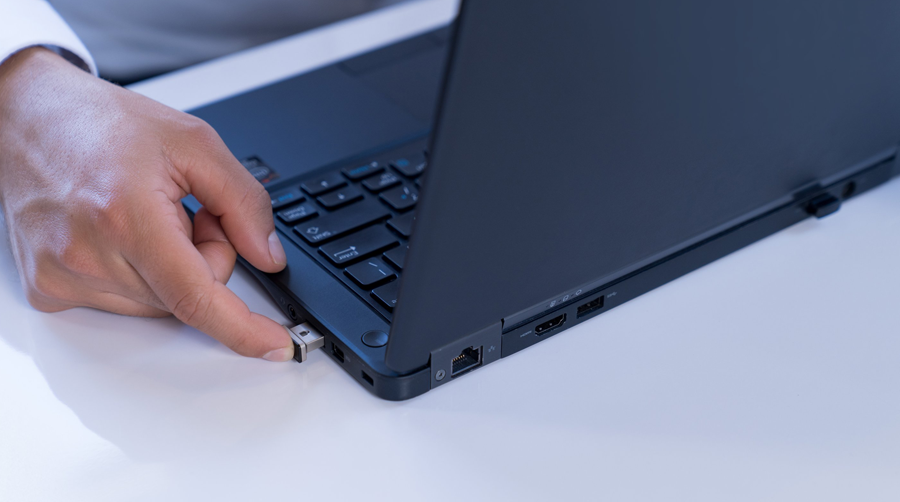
{"left": 261, "top": 145, "right": 427, "bottom": 321}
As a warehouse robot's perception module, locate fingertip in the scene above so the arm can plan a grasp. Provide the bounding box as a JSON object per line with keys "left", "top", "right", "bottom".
{"left": 239, "top": 312, "right": 294, "bottom": 360}
{"left": 262, "top": 346, "right": 294, "bottom": 362}
{"left": 267, "top": 230, "right": 287, "bottom": 271}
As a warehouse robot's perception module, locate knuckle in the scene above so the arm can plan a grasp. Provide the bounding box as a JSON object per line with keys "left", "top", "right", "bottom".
{"left": 245, "top": 181, "right": 270, "bottom": 213}
{"left": 170, "top": 287, "right": 213, "bottom": 327}
{"left": 57, "top": 243, "right": 101, "bottom": 279}
{"left": 25, "top": 289, "right": 58, "bottom": 312}
{"left": 182, "top": 117, "right": 220, "bottom": 146}
{"left": 81, "top": 193, "right": 134, "bottom": 242}
{"left": 227, "top": 175, "right": 270, "bottom": 217}
{"left": 28, "top": 269, "right": 67, "bottom": 303}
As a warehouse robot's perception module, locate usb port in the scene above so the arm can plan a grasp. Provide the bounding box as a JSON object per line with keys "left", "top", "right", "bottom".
{"left": 576, "top": 296, "right": 604, "bottom": 317}
{"left": 534, "top": 313, "right": 566, "bottom": 336}
{"left": 331, "top": 342, "right": 345, "bottom": 363}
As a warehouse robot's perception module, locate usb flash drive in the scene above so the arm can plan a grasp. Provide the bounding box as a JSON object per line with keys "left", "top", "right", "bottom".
{"left": 284, "top": 322, "right": 325, "bottom": 363}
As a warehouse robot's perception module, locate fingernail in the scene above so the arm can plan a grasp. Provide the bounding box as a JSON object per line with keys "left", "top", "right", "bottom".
{"left": 262, "top": 345, "right": 294, "bottom": 362}
{"left": 268, "top": 231, "right": 287, "bottom": 266}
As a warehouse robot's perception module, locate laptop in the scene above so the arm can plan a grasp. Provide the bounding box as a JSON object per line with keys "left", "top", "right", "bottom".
{"left": 184, "top": 1, "right": 900, "bottom": 400}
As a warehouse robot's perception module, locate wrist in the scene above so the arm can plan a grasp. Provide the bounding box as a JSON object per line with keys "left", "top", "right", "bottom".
{"left": 0, "top": 47, "right": 73, "bottom": 108}
{"left": 0, "top": 48, "right": 70, "bottom": 201}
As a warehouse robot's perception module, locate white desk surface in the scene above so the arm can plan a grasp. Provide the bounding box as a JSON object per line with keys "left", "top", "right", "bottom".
{"left": 3, "top": 1, "right": 900, "bottom": 500}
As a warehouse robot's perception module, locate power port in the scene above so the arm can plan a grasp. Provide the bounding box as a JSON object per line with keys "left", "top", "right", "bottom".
{"left": 332, "top": 342, "right": 345, "bottom": 363}
{"left": 451, "top": 346, "right": 482, "bottom": 377}
{"left": 577, "top": 296, "right": 605, "bottom": 317}
{"left": 534, "top": 314, "right": 566, "bottom": 336}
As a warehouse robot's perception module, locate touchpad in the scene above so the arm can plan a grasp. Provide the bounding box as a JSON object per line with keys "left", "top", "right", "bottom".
{"left": 341, "top": 41, "right": 449, "bottom": 124}
{"left": 190, "top": 65, "right": 427, "bottom": 182}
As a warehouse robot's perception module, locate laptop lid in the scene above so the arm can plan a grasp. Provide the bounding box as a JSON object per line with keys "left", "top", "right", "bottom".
{"left": 385, "top": 0, "right": 900, "bottom": 373}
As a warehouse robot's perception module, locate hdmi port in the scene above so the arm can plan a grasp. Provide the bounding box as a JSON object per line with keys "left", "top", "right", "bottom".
{"left": 534, "top": 314, "right": 566, "bottom": 336}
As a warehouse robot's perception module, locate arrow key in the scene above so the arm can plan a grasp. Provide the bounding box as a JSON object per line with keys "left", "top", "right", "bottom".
{"left": 383, "top": 245, "right": 407, "bottom": 270}
{"left": 345, "top": 258, "right": 397, "bottom": 288}
{"left": 301, "top": 173, "right": 346, "bottom": 196}
{"left": 317, "top": 185, "right": 362, "bottom": 209}
{"left": 372, "top": 281, "right": 400, "bottom": 311}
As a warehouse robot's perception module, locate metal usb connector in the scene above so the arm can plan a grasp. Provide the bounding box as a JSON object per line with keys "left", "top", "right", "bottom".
{"left": 284, "top": 322, "right": 325, "bottom": 362}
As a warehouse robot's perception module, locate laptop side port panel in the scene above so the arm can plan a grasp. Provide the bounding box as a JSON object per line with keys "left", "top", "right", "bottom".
{"left": 430, "top": 322, "right": 501, "bottom": 389}
{"left": 502, "top": 293, "right": 609, "bottom": 356}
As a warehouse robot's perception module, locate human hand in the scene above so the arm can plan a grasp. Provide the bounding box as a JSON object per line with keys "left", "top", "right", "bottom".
{"left": 0, "top": 48, "right": 294, "bottom": 361}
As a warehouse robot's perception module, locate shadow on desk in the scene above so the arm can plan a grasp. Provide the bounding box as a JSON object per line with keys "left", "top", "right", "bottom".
{"left": 0, "top": 222, "right": 385, "bottom": 461}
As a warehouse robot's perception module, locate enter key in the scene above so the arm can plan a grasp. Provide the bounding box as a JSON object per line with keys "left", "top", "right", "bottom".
{"left": 319, "top": 225, "right": 399, "bottom": 266}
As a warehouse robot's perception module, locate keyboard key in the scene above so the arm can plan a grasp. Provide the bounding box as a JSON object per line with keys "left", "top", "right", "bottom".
{"left": 387, "top": 211, "right": 415, "bottom": 238}
{"left": 383, "top": 245, "right": 407, "bottom": 270}
{"left": 301, "top": 173, "right": 346, "bottom": 196}
{"left": 318, "top": 226, "right": 398, "bottom": 266}
{"left": 277, "top": 202, "right": 318, "bottom": 224}
{"left": 241, "top": 157, "right": 280, "bottom": 184}
{"left": 372, "top": 281, "right": 400, "bottom": 311}
{"left": 380, "top": 185, "right": 418, "bottom": 211}
{"left": 391, "top": 154, "right": 427, "bottom": 178}
{"left": 344, "top": 258, "right": 397, "bottom": 288}
{"left": 342, "top": 161, "right": 383, "bottom": 181}
{"left": 317, "top": 186, "right": 363, "bottom": 209}
{"left": 270, "top": 189, "right": 304, "bottom": 210}
{"left": 362, "top": 171, "right": 402, "bottom": 192}
{"left": 293, "top": 201, "right": 390, "bottom": 245}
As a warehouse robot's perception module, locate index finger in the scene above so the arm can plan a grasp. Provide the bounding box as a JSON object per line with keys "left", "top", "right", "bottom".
{"left": 129, "top": 207, "right": 294, "bottom": 361}
{"left": 168, "top": 120, "right": 286, "bottom": 274}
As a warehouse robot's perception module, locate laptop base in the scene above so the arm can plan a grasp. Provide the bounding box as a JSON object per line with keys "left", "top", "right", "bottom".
{"left": 229, "top": 153, "right": 895, "bottom": 400}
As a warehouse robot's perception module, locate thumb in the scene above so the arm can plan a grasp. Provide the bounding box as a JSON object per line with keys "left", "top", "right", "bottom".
{"left": 170, "top": 120, "right": 286, "bottom": 273}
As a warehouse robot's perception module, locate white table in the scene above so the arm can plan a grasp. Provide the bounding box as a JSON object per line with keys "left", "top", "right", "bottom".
{"left": 3, "top": 1, "right": 900, "bottom": 500}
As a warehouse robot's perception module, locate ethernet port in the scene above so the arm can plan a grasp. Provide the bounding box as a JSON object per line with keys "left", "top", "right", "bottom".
{"left": 451, "top": 346, "right": 483, "bottom": 377}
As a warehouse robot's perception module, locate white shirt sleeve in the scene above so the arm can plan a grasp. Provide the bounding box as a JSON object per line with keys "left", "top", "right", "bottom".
{"left": 0, "top": 0, "right": 97, "bottom": 75}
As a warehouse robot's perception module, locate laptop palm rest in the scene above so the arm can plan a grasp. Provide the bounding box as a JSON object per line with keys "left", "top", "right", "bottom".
{"left": 191, "top": 65, "right": 428, "bottom": 183}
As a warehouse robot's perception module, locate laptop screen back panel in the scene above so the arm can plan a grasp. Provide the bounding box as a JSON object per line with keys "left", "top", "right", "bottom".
{"left": 387, "top": 0, "right": 900, "bottom": 373}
